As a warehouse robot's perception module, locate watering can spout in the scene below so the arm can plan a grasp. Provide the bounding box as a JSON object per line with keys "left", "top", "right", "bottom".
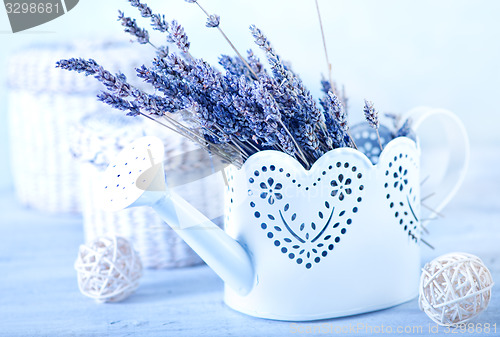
{"left": 98, "top": 136, "right": 254, "bottom": 295}
{"left": 152, "top": 193, "right": 255, "bottom": 295}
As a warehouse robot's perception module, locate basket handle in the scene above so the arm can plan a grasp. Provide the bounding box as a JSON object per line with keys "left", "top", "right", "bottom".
{"left": 405, "top": 107, "right": 470, "bottom": 224}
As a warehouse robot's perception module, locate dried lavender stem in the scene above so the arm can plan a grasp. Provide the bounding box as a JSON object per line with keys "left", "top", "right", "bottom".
{"left": 421, "top": 192, "right": 435, "bottom": 202}
{"left": 341, "top": 85, "right": 348, "bottom": 114}
{"left": 217, "top": 28, "right": 258, "bottom": 78}
{"left": 164, "top": 122, "right": 241, "bottom": 168}
{"left": 234, "top": 139, "right": 258, "bottom": 157}
{"left": 143, "top": 113, "right": 213, "bottom": 148}
{"left": 228, "top": 139, "right": 250, "bottom": 159}
{"left": 278, "top": 120, "right": 310, "bottom": 169}
{"left": 376, "top": 129, "right": 383, "bottom": 151}
{"left": 273, "top": 142, "right": 307, "bottom": 168}
{"left": 216, "top": 27, "right": 258, "bottom": 79}
{"left": 315, "top": 0, "right": 334, "bottom": 92}
{"left": 245, "top": 139, "right": 262, "bottom": 153}
{"left": 194, "top": 2, "right": 258, "bottom": 80}
{"left": 145, "top": 110, "right": 242, "bottom": 164}
{"left": 210, "top": 123, "right": 249, "bottom": 160}
{"left": 422, "top": 203, "right": 444, "bottom": 218}
{"left": 317, "top": 122, "right": 333, "bottom": 150}
{"left": 420, "top": 238, "right": 435, "bottom": 250}
{"left": 153, "top": 112, "right": 208, "bottom": 142}
{"left": 274, "top": 142, "right": 309, "bottom": 169}
{"left": 139, "top": 113, "right": 240, "bottom": 166}
{"left": 347, "top": 130, "right": 358, "bottom": 149}
{"left": 139, "top": 112, "right": 183, "bottom": 134}
{"left": 206, "top": 148, "right": 242, "bottom": 168}
{"left": 172, "top": 112, "right": 226, "bottom": 146}
{"left": 162, "top": 114, "right": 247, "bottom": 161}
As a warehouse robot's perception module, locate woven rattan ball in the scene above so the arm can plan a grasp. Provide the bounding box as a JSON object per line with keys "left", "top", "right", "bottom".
{"left": 419, "top": 252, "right": 494, "bottom": 326}
{"left": 75, "top": 236, "right": 143, "bottom": 302}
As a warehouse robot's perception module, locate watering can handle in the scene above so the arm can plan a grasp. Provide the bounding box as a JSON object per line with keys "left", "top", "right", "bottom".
{"left": 404, "top": 107, "right": 470, "bottom": 223}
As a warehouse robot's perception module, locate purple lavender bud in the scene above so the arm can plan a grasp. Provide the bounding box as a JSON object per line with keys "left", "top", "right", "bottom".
{"left": 322, "top": 92, "right": 348, "bottom": 132}
{"left": 165, "top": 53, "right": 192, "bottom": 77}
{"left": 330, "top": 93, "right": 348, "bottom": 132}
{"left": 117, "top": 10, "right": 150, "bottom": 44}
{"left": 57, "top": 58, "right": 131, "bottom": 98}
{"left": 126, "top": 0, "right": 168, "bottom": 32}
{"left": 320, "top": 76, "right": 331, "bottom": 94}
{"left": 97, "top": 91, "right": 140, "bottom": 116}
{"left": 151, "top": 14, "right": 169, "bottom": 32}
{"left": 250, "top": 24, "right": 325, "bottom": 129}
{"left": 296, "top": 123, "right": 320, "bottom": 153}
{"left": 276, "top": 128, "right": 296, "bottom": 156}
{"left": 55, "top": 58, "right": 97, "bottom": 75}
{"left": 206, "top": 14, "right": 220, "bottom": 28}
{"left": 363, "top": 99, "right": 379, "bottom": 129}
{"left": 168, "top": 20, "right": 190, "bottom": 53}
{"left": 250, "top": 25, "right": 272, "bottom": 52}
{"left": 396, "top": 118, "right": 412, "bottom": 137}
{"left": 128, "top": 0, "right": 152, "bottom": 18}
{"left": 300, "top": 89, "right": 325, "bottom": 125}
{"left": 320, "top": 91, "right": 350, "bottom": 148}
{"left": 219, "top": 55, "right": 252, "bottom": 78}
{"left": 156, "top": 46, "right": 169, "bottom": 59}
{"left": 252, "top": 81, "right": 282, "bottom": 124}
{"left": 247, "top": 49, "right": 265, "bottom": 76}
{"left": 135, "top": 65, "right": 185, "bottom": 106}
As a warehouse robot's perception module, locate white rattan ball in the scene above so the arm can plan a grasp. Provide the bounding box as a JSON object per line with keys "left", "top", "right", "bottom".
{"left": 419, "top": 252, "right": 494, "bottom": 326}
{"left": 75, "top": 236, "right": 143, "bottom": 302}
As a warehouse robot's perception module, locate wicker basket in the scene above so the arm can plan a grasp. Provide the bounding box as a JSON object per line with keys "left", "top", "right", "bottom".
{"left": 74, "top": 112, "right": 225, "bottom": 268}
{"left": 7, "top": 39, "right": 153, "bottom": 213}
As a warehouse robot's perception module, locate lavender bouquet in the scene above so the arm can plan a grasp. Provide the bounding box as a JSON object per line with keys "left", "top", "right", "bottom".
{"left": 57, "top": 0, "right": 410, "bottom": 169}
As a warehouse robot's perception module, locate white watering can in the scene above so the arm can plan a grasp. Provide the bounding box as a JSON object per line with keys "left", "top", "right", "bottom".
{"left": 98, "top": 107, "right": 469, "bottom": 320}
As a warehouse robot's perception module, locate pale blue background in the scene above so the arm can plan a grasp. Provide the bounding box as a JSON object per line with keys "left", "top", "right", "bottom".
{"left": 1, "top": 0, "right": 500, "bottom": 191}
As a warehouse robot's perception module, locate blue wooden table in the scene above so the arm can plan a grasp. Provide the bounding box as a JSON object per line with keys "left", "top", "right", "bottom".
{"left": 1, "top": 147, "right": 499, "bottom": 336}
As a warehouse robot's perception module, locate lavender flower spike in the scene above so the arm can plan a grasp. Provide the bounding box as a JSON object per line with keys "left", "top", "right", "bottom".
{"left": 327, "top": 92, "right": 354, "bottom": 147}
{"left": 127, "top": 0, "right": 168, "bottom": 33}
{"left": 118, "top": 11, "right": 150, "bottom": 44}
{"left": 206, "top": 14, "right": 220, "bottom": 28}
{"left": 187, "top": 0, "right": 258, "bottom": 79}
{"left": 363, "top": 99, "right": 383, "bottom": 151}
{"left": 167, "top": 20, "right": 190, "bottom": 53}
{"left": 55, "top": 58, "right": 97, "bottom": 75}
{"left": 321, "top": 91, "right": 347, "bottom": 148}
{"left": 396, "top": 118, "right": 413, "bottom": 138}
{"left": 128, "top": 0, "right": 152, "bottom": 17}
{"left": 56, "top": 58, "right": 133, "bottom": 97}
{"left": 97, "top": 91, "right": 140, "bottom": 116}
{"left": 320, "top": 75, "right": 332, "bottom": 95}
{"left": 363, "top": 99, "right": 379, "bottom": 128}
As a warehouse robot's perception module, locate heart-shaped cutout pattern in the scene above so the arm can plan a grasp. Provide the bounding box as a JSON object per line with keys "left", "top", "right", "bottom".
{"left": 245, "top": 160, "right": 366, "bottom": 269}
{"left": 226, "top": 137, "right": 421, "bottom": 270}
{"left": 380, "top": 152, "right": 420, "bottom": 242}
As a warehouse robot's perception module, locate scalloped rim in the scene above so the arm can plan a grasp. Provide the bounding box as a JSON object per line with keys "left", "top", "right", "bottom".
{"left": 237, "top": 136, "right": 419, "bottom": 172}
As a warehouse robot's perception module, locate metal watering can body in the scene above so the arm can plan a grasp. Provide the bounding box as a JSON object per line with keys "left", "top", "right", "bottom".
{"left": 97, "top": 107, "right": 469, "bottom": 320}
